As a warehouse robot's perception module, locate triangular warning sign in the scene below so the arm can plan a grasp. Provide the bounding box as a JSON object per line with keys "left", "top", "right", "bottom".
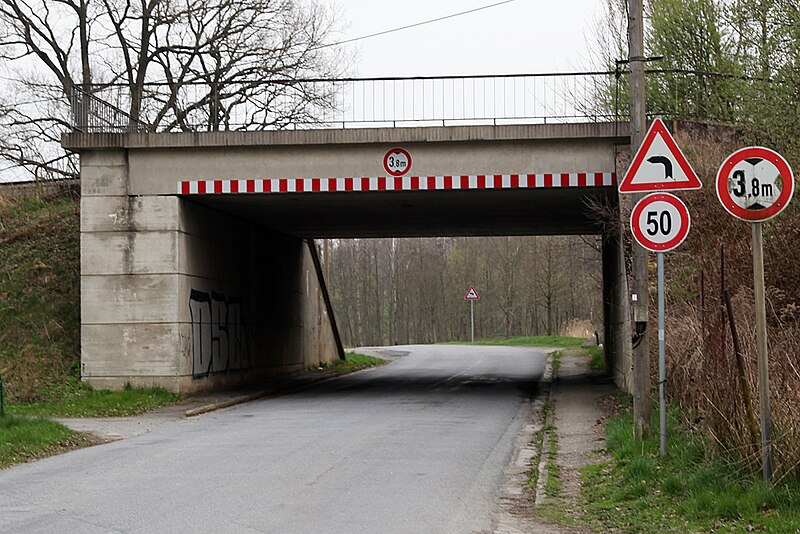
{"left": 619, "top": 118, "right": 702, "bottom": 193}
{"left": 464, "top": 286, "right": 480, "bottom": 301}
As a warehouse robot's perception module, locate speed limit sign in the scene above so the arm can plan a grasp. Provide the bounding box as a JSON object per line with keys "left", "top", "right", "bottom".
{"left": 630, "top": 192, "right": 691, "bottom": 252}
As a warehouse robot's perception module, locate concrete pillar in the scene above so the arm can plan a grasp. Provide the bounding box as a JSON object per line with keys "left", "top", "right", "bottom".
{"left": 80, "top": 149, "right": 186, "bottom": 391}
{"left": 602, "top": 223, "right": 633, "bottom": 393}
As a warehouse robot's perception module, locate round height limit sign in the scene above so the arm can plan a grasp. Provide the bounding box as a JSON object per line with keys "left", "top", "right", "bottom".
{"left": 716, "top": 146, "right": 794, "bottom": 222}
{"left": 630, "top": 193, "right": 691, "bottom": 252}
{"left": 383, "top": 148, "right": 412, "bottom": 177}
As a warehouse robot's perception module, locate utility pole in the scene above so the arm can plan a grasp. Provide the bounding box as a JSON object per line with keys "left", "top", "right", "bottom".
{"left": 629, "top": 0, "right": 651, "bottom": 439}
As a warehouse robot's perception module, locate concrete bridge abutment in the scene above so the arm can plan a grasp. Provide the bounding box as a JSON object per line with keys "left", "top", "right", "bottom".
{"left": 80, "top": 149, "right": 341, "bottom": 394}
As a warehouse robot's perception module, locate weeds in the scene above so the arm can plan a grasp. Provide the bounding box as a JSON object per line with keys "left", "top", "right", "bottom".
{"left": 0, "top": 415, "right": 86, "bottom": 469}
{"left": 551, "top": 351, "right": 562, "bottom": 374}
{"left": 8, "top": 384, "right": 180, "bottom": 418}
{"left": 586, "top": 346, "right": 605, "bottom": 370}
{"left": 579, "top": 398, "right": 800, "bottom": 533}
{"left": 309, "top": 352, "right": 387, "bottom": 375}
{"left": 643, "top": 128, "right": 800, "bottom": 479}
{"left": 0, "top": 197, "right": 80, "bottom": 403}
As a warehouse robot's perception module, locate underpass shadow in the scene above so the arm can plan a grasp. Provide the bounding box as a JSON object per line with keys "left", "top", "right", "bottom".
{"left": 293, "top": 371, "right": 543, "bottom": 400}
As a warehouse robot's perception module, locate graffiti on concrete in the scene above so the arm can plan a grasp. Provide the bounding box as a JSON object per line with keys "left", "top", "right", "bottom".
{"left": 189, "top": 289, "right": 249, "bottom": 378}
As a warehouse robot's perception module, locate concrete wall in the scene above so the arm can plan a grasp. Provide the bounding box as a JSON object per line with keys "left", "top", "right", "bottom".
{"left": 126, "top": 138, "right": 617, "bottom": 196}
{"left": 80, "top": 149, "right": 340, "bottom": 393}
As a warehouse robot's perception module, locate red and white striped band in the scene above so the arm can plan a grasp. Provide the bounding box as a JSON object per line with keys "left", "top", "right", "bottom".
{"left": 178, "top": 172, "right": 616, "bottom": 195}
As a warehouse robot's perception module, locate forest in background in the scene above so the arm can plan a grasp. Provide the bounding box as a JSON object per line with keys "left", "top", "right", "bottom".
{"left": 325, "top": 236, "right": 602, "bottom": 347}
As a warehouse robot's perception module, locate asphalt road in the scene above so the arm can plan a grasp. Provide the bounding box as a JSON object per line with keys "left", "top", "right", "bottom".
{"left": 0, "top": 344, "right": 547, "bottom": 534}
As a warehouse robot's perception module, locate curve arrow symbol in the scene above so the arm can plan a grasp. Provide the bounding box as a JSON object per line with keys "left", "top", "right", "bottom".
{"left": 647, "top": 156, "right": 674, "bottom": 180}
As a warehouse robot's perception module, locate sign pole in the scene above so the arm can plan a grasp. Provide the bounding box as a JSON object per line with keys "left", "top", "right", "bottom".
{"left": 470, "top": 300, "right": 475, "bottom": 343}
{"left": 752, "top": 221, "right": 773, "bottom": 482}
{"left": 464, "top": 286, "right": 480, "bottom": 342}
{"left": 715, "top": 146, "right": 792, "bottom": 483}
{"left": 629, "top": 192, "right": 691, "bottom": 458}
{"left": 657, "top": 251, "right": 667, "bottom": 457}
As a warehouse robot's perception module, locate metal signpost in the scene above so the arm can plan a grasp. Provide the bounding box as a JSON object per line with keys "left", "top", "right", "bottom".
{"left": 620, "top": 119, "right": 700, "bottom": 454}
{"left": 465, "top": 286, "right": 480, "bottom": 342}
{"left": 716, "top": 146, "right": 795, "bottom": 482}
{"left": 630, "top": 193, "right": 691, "bottom": 457}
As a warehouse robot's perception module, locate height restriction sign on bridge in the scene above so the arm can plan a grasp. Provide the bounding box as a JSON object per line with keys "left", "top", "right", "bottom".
{"left": 619, "top": 118, "right": 702, "bottom": 193}
{"left": 383, "top": 148, "right": 412, "bottom": 177}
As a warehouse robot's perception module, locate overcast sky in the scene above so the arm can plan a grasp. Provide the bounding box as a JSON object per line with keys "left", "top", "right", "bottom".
{"left": 337, "top": 0, "right": 606, "bottom": 77}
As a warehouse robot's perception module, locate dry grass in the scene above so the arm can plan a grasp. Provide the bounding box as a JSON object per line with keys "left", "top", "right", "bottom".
{"left": 656, "top": 125, "right": 800, "bottom": 480}
{"left": 0, "top": 196, "right": 81, "bottom": 403}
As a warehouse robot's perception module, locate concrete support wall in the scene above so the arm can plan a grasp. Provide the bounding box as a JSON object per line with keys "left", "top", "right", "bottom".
{"left": 80, "top": 149, "right": 340, "bottom": 393}
{"left": 602, "top": 228, "right": 633, "bottom": 393}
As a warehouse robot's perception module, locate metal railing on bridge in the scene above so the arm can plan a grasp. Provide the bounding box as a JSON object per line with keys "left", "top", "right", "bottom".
{"left": 69, "top": 69, "right": 750, "bottom": 133}
{"left": 70, "top": 72, "right": 618, "bottom": 133}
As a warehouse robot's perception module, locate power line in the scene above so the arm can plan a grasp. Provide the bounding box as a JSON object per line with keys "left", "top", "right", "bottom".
{"left": 314, "top": 0, "right": 519, "bottom": 50}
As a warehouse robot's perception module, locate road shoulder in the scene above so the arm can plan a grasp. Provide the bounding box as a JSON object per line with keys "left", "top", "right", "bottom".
{"left": 494, "top": 349, "right": 616, "bottom": 533}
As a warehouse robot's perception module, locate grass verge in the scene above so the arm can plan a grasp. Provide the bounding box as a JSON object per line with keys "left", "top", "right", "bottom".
{"left": 585, "top": 345, "right": 605, "bottom": 370}
{"left": 8, "top": 382, "right": 180, "bottom": 418}
{"left": 550, "top": 350, "right": 564, "bottom": 374}
{"left": 0, "top": 415, "right": 93, "bottom": 469}
{"left": 578, "top": 397, "right": 800, "bottom": 533}
{"left": 0, "top": 196, "right": 80, "bottom": 403}
{"left": 444, "top": 335, "right": 588, "bottom": 348}
{"left": 310, "top": 352, "right": 387, "bottom": 375}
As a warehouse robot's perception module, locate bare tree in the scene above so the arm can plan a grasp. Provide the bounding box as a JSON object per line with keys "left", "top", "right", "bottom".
{"left": 0, "top": 0, "right": 347, "bottom": 180}
{"left": 328, "top": 236, "right": 603, "bottom": 347}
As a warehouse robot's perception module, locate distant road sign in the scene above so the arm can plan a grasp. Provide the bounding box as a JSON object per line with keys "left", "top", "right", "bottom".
{"left": 619, "top": 119, "right": 702, "bottom": 193}
{"left": 630, "top": 193, "right": 691, "bottom": 252}
{"left": 716, "top": 146, "right": 794, "bottom": 222}
{"left": 383, "top": 148, "right": 412, "bottom": 177}
{"left": 464, "top": 286, "right": 480, "bottom": 301}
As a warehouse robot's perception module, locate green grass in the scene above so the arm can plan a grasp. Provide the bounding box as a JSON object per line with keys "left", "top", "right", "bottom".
{"left": 8, "top": 382, "right": 180, "bottom": 418}
{"left": 528, "top": 402, "right": 552, "bottom": 492}
{"left": 444, "top": 335, "right": 587, "bottom": 348}
{"left": 0, "top": 415, "right": 89, "bottom": 469}
{"left": 577, "top": 398, "right": 800, "bottom": 533}
{"left": 310, "top": 352, "right": 387, "bottom": 375}
{"left": 528, "top": 401, "right": 561, "bottom": 497}
{"left": 0, "top": 197, "right": 81, "bottom": 403}
{"left": 551, "top": 350, "right": 563, "bottom": 373}
{"left": 544, "top": 420, "right": 562, "bottom": 497}
{"left": 586, "top": 345, "right": 605, "bottom": 370}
